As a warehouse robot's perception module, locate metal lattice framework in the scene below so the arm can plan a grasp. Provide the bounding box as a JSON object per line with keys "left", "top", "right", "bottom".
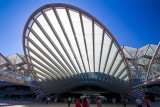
{"left": 122, "top": 44, "right": 157, "bottom": 85}
{"left": 147, "top": 42, "right": 160, "bottom": 82}
{"left": 23, "top": 4, "right": 132, "bottom": 94}
{"left": 0, "top": 53, "right": 37, "bottom": 87}
{"left": 121, "top": 44, "right": 159, "bottom": 98}
{"left": 130, "top": 43, "right": 159, "bottom": 96}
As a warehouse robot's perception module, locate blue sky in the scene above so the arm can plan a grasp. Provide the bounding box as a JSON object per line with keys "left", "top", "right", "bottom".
{"left": 0, "top": 0, "right": 160, "bottom": 56}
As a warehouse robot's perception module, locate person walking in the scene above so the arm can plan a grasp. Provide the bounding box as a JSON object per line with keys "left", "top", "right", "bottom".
{"left": 145, "top": 97, "right": 151, "bottom": 107}
{"left": 96, "top": 97, "right": 102, "bottom": 107}
{"left": 135, "top": 98, "right": 142, "bottom": 107}
{"left": 112, "top": 98, "right": 116, "bottom": 104}
{"left": 46, "top": 96, "right": 50, "bottom": 104}
{"left": 68, "top": 97, "right": 71, "bottom": 107}
{"left": 86, "top": 96, "right": 90, "bottom": 107}
{"left": 126, "top": 98, "right": 128, "bottom": 104}
{"left": 121, "top": 98, "right": 126, "bottom": 107}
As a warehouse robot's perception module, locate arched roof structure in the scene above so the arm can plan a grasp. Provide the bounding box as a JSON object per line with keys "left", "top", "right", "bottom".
{"left": 23, "top": 4, "right": 132, "bottom": 94}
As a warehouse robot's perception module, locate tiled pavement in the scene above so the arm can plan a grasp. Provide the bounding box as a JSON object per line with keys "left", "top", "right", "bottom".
{"left": 0, "top": 101, "right": 160, "bottom": 107}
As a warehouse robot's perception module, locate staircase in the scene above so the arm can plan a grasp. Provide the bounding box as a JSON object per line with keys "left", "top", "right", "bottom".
{"left": 32, "top": 88, "right": 48, "bottom": 101}
{"left": 51, "top": 94, "right": 59, "bottom": 102}
{"left": 130, "top": 87, "right": 144, "bottom": 98}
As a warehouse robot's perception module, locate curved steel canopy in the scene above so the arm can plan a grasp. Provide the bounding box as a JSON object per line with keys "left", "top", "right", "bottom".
{"left": 23, "top": 3, "right": 132, "bottom": 94}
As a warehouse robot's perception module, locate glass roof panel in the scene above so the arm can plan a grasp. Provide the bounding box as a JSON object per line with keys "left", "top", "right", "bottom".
{"left": 94, "top": 23, "right": 103, "bottom": 74}
{"left": 82, "top": 15, "right": 93, "bottom": 73}
{"left": 0, "top": 56, "right": 7, "bottom": 66}
{"left": 45, "top": 9, "right": 74, "bottom": 71}
{"left": 109, "top": 53, "right": 122, "bottom": 75}
{"left": 69, "top": 9, "right": 85, "bottom": 73}
{"left": 119, "top": 70, "right": 127, "bottom": 79}
{"left": 99, "top": 33, "right": 111, "bottom": 74}
{"left": 104, "top": 43, "right": 117, "bottom": 74}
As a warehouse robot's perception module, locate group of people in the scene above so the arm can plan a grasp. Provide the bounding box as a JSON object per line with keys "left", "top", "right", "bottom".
{"left": 74, "top": 97, "right": 102, "bottom": 107}
{"left": 121, "top": 97, "right": 151, "bottom": 107}
{"left": 47, "top": 95, "right": 151, "bottom": 107}
{"left": 135, "top": 97, "right": 151, "bottom": 107}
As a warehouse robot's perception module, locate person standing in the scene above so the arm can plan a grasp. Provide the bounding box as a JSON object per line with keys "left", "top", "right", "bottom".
{"left": 68, "top": 97, "right": 71, "bottom": 107}
{"left": 145, "top": 97, "right": 151, "bottom": 107}
{"left": 135, "top": 98, "right": 142, "bottom": 107}
{"left": 86, "top": 96, "right": 90, "bottom": 107}
{"left": 96, "top": 97, "right": 102, "bottom": 107}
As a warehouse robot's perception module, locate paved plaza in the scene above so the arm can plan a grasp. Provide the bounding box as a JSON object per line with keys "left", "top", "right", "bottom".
{"left": 0, "top": 101, "right": 160, "bottom": 107}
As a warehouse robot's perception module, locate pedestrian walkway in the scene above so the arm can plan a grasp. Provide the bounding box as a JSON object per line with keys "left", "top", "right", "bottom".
{"left": 0, "top": 101, "right": 160, "bottom": 107}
